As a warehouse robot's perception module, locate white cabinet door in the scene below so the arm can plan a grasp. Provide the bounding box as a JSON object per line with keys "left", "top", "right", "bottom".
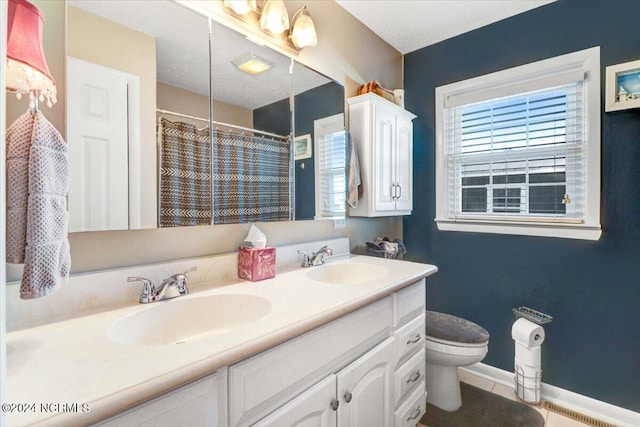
{"left": 373, "top": 104, "right": 397, "bottom": 213}
{"left": 395, "top": 115, "right": 413, "bottom": 213}
{"left": 337, "top": 337, "right": 395, "bottom": 427}
{"left": 253, "top": 375, "right": 338, "bottom": 427}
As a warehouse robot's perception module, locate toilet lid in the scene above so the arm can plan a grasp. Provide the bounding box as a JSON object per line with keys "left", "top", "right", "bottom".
{"left": 425, "top": 311, "right": 490, "bottom": 344}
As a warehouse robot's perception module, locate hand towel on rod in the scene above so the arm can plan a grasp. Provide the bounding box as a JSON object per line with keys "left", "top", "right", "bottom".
{"left": 346, "top": 132, "right": 361, "bottom": 209}
{"left": 6, "top": 110, "right": 71, "bottom": 299}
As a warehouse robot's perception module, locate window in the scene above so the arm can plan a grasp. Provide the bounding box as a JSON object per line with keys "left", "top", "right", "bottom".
{"left": 314, "top": 113, "right": 346, "bottom": 219}
{"left": 435, "top": 47, "right": 601, "bottom": 240}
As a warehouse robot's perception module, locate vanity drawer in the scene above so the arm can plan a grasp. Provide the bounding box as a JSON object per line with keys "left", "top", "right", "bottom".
{"left": 394, "top": 348, "right": 425, "bottom": 408}
{"left": 395, "top": 312, "right": 425, "bottom": 367}
{"left": 394, "top": 279, "right": 426, "bottom": 327}
{"left": 394, "top": 382, "right": 426, "bottom": 427}
{"left": 229, "top": 296, "right": 393, "bottom": 426}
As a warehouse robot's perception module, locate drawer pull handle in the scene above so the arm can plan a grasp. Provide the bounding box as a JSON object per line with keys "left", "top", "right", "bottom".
{"left": 406, "top": 406, "right": 421, "bottom": 421}
{"left": 407, "top": 370, "right": 421, "bottom": 383}
{"left": 331, "top": 399, "right": 340, "bottom": 411}
{"left": 344, "top": 392, "right": 353, "bottom": 403}
{"left": 407, "top": 334, "right": 422, "bottom": 345}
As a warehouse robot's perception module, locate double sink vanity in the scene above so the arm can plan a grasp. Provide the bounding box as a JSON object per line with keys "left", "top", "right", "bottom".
{"left": 6, "top": 238, "right": 437, "bottom": 426}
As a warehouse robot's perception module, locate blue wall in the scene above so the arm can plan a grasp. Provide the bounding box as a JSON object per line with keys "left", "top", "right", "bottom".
{"left": 404, "top": 0, "right": 640, "bottom": 411}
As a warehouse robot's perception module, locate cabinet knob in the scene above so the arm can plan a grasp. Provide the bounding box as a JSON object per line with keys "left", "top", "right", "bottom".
{"left": 406, "top": 406, "right": 421, "bottom": 421}
{"left": 406, "top": 334, "right": 422, "bottom": 344}
{"left": 407, "top": 370, "right": 421, "bottom": 383}
{"left": 330, "top": 399, "right": 340, "bottom": 411}
{"left": 344, "top": 392, "right": 353, "bottom": 403}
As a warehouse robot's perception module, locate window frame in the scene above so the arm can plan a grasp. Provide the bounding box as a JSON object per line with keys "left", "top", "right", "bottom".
{"left": 314, "top": 113, "right": 346, "bottom": 220}
{"left": 435, "top": 47, "right": 601, "bottom": 240}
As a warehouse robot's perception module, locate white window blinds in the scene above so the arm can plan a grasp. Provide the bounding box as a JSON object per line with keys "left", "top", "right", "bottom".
{"left": 444, "top": 81, "right": 585, "bottom": 222}
{"left": 434, "top": 47, "right": 601, "bottom": 240}
{"left": 314, "top": 114, "right": 346, "bottom": 219}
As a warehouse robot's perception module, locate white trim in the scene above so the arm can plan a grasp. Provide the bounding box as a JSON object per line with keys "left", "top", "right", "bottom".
{"left": 462, "top": 363, "right": 640, "bottom": 427}
{"left": 314, "top": 113, "right": 346, "bottom": 220}
{"left": 435, "top": 46, "right": 601, "bottom": 240}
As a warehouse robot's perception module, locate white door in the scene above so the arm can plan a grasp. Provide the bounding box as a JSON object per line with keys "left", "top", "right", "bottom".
{"left": 337, "top": 337, "right": 395, "bottom": 427}
{"left": 395, "top": 116, "right": 413, "bottom": 213}
{"left": 67, "top": 57, "right": 129, "bottom": 232}
{"left": 373, "top": 105, "right": 397, "bottom": 213}
{"left": 253, "top": 375, "right": 338, "bottom": 427}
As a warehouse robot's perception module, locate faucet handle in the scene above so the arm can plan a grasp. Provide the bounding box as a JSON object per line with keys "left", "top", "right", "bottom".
{"left": 298, "top": 250, "right": 310, "bottom": 267}
{"left": 170, "top": 266, "right": 197, "bottom": 294}
{"left": 180, "top": 266, "right": 197, "bottom": 276}
{"left": 128, "top": 277, "right": 155, "bottom": 303}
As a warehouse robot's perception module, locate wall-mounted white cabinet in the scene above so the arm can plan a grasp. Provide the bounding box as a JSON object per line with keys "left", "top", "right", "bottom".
{"left": 347, "top": 93, "right": 416, "bottom": 217}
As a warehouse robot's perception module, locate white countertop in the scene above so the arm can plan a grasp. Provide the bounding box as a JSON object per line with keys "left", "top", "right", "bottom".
{"left": 6, "top": 255, "right": 437, "bottom": 426}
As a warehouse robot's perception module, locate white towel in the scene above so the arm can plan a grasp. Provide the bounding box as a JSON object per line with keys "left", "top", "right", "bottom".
{"left": 6, "top": 110, "right": 71, "bottom": 299}
{"left": 346, "top": 132, "right": 361, "bottom": 208}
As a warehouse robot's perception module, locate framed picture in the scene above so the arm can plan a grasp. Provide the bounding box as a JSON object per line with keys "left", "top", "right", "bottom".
{"left": 294, "top": 134, "right": 312, "bottom": 160}
{"left": 605, "top": 59, "right": 640, "bottom": 112}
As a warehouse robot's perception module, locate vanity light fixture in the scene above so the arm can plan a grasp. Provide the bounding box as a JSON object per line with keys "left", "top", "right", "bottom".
{"left": 290, "top": 6, "right": 317, "bottom": 48}
{"left": 259, "top": 0, "right": 289, "bottom": 35}
{"left": 231, "top": 52, "right": 274, "bottom": 75}
{"left": 223, "top": 0, "right": 257, "bottom": 16}
{"left": 5, "top": 0, "right": 57, "bottom": 109}
{"left": 221, "top": 0, "right": 318, "bottom": 52}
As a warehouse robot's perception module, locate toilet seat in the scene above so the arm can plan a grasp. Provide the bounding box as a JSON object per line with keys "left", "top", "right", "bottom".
{"left": 425, "top": 310, "right": 489, "bottom": 345}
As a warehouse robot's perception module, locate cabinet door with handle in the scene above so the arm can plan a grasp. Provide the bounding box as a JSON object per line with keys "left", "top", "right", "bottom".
{"left": 337, "top": 337, "right": 395, "bottom": 427}
{"left": 253, "top": 374, "right": 338, "bottom": 427}
{"left": 394, "top": 115, "right": 413, "bottom": 213}
{"left": 373, "top": 104, "right": 398, "bottom": 213}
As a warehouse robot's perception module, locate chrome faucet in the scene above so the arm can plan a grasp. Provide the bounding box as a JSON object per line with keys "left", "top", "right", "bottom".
{"left": 128, "top": 267, "right": 197, "bottom": 303}
{"left": 298, "top": 246, "right": 333, "bottom": 267}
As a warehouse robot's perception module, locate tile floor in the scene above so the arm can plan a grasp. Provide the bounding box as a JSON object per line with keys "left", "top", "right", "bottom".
{"left": 418, "top": 369, "right": 593, "bottom": 427}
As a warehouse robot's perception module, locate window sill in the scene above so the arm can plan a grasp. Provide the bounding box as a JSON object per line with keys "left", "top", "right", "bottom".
{"left": 435, "top": 218, "right": 602, "bottom": 240}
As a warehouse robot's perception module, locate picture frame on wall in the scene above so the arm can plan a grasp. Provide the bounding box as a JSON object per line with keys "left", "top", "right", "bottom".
{"left": 294, "top": 134, "right": 312, "bottom": 160}
{"left": 605, "top": 59, "right": 640, "bottom": 112}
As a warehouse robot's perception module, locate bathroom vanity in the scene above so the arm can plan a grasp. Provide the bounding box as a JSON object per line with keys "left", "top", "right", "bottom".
{"left": 5, "top": 239, "right": 437, "bottom": 426}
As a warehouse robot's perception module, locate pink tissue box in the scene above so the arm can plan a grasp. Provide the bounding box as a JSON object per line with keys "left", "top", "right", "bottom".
{"left": 238, "top": 246, "right": 276, "bottom": 281}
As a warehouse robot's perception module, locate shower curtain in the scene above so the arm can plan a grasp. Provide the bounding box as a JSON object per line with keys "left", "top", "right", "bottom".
{"left": 212, "top": 129, "right": 291, "bottom": 224}
{"left": 158, "top": 117, "right": 212, "bottom": 227}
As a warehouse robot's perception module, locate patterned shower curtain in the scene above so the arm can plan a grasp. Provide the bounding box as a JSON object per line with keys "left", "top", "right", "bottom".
{"left": 212, "top": 129, "right": 291, "bottom": 224}
{"left": 158, "top": 117, "right": 212, "bottom": 227}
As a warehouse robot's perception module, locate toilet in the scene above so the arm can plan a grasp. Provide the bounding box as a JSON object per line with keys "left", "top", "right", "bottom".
{"left": 424, "top": 311, "right": 490, "bottom": 411}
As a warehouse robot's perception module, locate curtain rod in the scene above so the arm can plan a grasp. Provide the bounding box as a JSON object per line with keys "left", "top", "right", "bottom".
{"left": 156, "top": 108, "right": 289, "bottom": 140}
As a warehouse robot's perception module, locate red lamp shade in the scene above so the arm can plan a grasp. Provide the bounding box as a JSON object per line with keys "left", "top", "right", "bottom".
{"left": 6, "top": 0, "right": 57, "bottom": 106}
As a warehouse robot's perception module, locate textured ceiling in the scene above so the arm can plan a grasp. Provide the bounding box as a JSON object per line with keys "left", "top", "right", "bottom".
{"left": 335, "top": 0, "right": 556, "bottom": 54}
{"left": 67, "top": 0, "right": 329, "bottom": 111}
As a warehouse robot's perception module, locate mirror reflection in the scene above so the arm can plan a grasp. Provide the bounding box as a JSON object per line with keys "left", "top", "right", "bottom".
{"left": 59, "top": 0, "right": 345, "bottom": 231}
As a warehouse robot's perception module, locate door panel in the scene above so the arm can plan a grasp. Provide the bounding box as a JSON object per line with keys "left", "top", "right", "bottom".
{"left": 67, "top": 57, "right": 129, "bottom": 232}
{"left": 253, "top": 375, "right": 338, "bottom": 427}
{"left": 373, "top": 105, "right": 396, "bottom": 212}
{"left": 337, "top": 337, "right": 395, "bottom": 427}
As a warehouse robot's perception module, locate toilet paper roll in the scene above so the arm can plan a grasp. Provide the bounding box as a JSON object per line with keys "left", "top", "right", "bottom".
{"left": 511, "top": 318, "right": 545, "bottom": 346}
{"left": 515, "top": 342, "right": 541, "bottom": 367}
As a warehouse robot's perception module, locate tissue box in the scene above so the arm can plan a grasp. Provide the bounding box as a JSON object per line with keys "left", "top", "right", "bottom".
{"left": 238, "top": 246, "right": 276, "bottom": 281}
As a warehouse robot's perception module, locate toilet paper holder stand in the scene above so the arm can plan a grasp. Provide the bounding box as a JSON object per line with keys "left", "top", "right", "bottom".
{"left": 512, "top": 306, "right": 553, "bottom": 325}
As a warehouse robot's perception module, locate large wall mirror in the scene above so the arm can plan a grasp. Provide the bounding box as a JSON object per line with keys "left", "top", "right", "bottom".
{"left": 18, "top": 0, "right": 345, "bottom": 233}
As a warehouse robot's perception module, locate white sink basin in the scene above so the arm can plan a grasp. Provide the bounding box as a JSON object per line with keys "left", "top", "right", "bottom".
{"left": 107, "top": 294, "right": 271, "bottom": 346}
{"left": 306, "top": 262, "right": 389, "bottom": 285}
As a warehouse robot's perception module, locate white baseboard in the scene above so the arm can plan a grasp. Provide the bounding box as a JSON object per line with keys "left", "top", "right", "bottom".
{"left": 461, "top": 363, "right": 640, "bottom": 427}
